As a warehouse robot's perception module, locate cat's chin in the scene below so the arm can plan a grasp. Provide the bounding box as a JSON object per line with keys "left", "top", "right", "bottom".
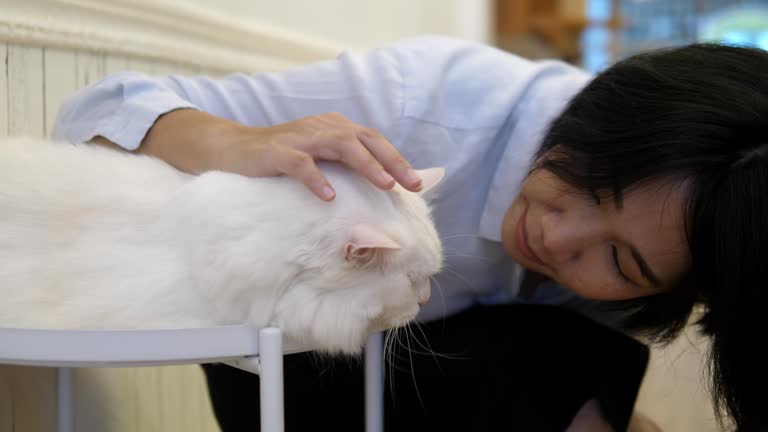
{"left": 272, "top": 283, "right": 426, "bottom": 354}
{"left": 274, "top": 306, "right": 372, "bottom": 354}
{"left": 273, "top": 306, "right": 421, "bottom": 355}
{"left": 368, "top": 312, "right": 420, "bottom": 335}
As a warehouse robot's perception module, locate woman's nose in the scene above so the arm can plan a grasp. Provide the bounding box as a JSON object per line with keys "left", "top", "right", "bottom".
{"left": 540, "top": 211, "right": 606, "bottom": 263}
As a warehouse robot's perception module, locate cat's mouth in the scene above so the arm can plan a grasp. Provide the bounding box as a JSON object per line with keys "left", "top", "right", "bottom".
{"left": 370, "top": 308, "right": 421, "bottom": 333}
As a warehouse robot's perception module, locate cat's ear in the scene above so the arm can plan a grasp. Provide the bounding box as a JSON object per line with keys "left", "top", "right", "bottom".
{"left": 346, "top": 224, "right": 400, "bottom": 264}
{"left": 415, "top": 167, "right": 445, "bottom": 196}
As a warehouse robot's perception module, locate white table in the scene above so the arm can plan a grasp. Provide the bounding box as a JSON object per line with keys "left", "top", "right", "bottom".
{"left": 0, "top": 326, "right": 385, "bottom": 432}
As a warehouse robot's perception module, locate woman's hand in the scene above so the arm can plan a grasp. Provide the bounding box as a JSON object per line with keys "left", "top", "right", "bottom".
{"left": 217, "top": 111, "right": 422, "bottom": 200}
{"left": 98, "top": 109, "right": 422, "bottom": 201}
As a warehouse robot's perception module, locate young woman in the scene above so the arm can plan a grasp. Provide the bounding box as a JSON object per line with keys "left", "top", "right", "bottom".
{"left": 53, "top": 36, "right": 766, "bottom": 430}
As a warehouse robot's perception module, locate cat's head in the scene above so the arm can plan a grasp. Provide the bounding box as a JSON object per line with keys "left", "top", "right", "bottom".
{"left": 275, "top": 167, "right": 445, "bottom": 353}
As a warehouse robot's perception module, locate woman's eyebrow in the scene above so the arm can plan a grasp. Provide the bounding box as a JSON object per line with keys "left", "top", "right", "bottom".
{"left": 630, "top": 245, "right": 662, "bottom": 287}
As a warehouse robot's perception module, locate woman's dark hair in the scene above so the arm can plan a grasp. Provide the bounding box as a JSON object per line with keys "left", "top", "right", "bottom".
{"left": 536, "top": 43, "right": 768, "bottom": 431}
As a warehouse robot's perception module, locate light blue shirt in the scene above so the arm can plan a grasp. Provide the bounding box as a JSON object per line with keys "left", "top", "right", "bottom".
{"left": 52, "top": 36, "right": 593, "bottom": 322}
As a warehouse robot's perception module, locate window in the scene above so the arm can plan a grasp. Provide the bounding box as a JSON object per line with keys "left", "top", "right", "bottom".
{"left": 582, "top": 0, "right": 768, "bottom": 72}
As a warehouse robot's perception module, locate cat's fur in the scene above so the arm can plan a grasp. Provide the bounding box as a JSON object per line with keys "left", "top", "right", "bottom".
{"left": 0, "top": 138, "right": 444, "bottom": 353}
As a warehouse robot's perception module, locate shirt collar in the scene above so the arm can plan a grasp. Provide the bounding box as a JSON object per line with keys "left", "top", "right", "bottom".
{"left": 478, "top": 66, "right": 592, "bottom": 242}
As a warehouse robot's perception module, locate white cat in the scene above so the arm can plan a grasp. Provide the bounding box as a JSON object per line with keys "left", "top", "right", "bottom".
{"left": 0, "top": 138, "right": 444, "bottom": 354}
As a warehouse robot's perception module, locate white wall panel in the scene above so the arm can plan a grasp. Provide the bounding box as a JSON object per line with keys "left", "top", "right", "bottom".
{"left": 76, "top": 51, "right": 106, "bottom": 88}
{"left": 127, "top": 57, "right": 158, "bottom": 75}
{"left": 0, "top": 43, "right": 8, "bottom": 137}
{"left": 43, "top": 48, "right": 78, "bottom": 137}
{"left": 7, "top": 45, "right": 45, "bottom": 137}
{"left": 104, "top": 54, "right": 130, "bottom": 75}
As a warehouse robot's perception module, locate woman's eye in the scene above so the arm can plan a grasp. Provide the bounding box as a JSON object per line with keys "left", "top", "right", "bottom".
{"left": 590, "top": 190, "right": 601, "bottom": 205}
{"left": 611, "top": 245, "right": 632, "bottom": 284}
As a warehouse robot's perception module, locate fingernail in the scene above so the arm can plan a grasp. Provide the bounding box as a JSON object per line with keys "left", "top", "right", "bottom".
{"left": 378, "top": 170, "right": 395, "bottom": 186}
{"left": 405, "top": 169, "right": 422, "bottom": 189}
{"left": 322, "top": 185, "right": 335, "bottom": 200}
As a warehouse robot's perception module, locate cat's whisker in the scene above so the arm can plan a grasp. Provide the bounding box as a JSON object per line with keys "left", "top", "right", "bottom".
{"left": 441, "top": 267, "right": 477, "bottom": 292}
{"left": 394, "top": 321, "right": 436, "bottom": 358}
{"left": 442, "top": 252, "right": 491, "bottom": 262}
{"left": 387, "top": 329, "right": 398, "bottom": 383}
{"left": 411, "top": 321, "right": 467, "bottom": 361}
{"left": 407, "top": 324, "right": 423, "bottom": 358}
{"left": 388, "top": 326, "right": 405, "bottom": 395}
{"left": 391, "top": 328, "right": 401, "bottom": 395}
{"left": 407, "top": 322, "right": 438, "bottom": 358}
{"left": 384, "top": 328, "right": 397, "bottom": 397}
{"left": 386, "top": 318, "right": 466, "bottom": 364}
{"left": 389, "top": 324, "right": 424, "bottom": 380}
{"left": 439, "top": 234, "right": 480, "bottom": 241}
{"left": 403, "top": 323, "right": 425, "bottom": 408}
{"left": 429, "top": 276, "right": 449, "bottom": 318}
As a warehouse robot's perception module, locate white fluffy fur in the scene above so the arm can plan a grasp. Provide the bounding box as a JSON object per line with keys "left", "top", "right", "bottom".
{"left": 0, "top": 138, "right": 443, "bottom": 353}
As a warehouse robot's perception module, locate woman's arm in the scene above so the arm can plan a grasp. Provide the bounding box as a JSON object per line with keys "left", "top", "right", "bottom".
{"left": 53, "top": 45, "right": 422, "bottom": 200}
{"left": 94, "top": 108, "right": 420, "bottom": 201}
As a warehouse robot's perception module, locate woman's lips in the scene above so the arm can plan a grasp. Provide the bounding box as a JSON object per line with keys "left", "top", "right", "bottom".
{"left": 515, "top": 206, "right": 546, "bottom": 266}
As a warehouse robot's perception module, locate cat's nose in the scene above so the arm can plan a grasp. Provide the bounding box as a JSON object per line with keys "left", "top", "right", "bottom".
{"left": 417, "top": 280, "right": 431, "bottom": 306}
{"left": 418, "top": 293, "right": 430, "bottom": 306}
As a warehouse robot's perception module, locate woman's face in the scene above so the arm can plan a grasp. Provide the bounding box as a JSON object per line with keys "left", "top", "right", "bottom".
{"left": 501, "top": 169, "right": 691, "bottom": 300}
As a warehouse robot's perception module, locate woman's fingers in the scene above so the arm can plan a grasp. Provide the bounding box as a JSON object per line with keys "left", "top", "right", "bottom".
{"left": 300, "top": 118, "right": 421, "bottom": 191}
{"left": 248, "top": 112, "right": 421, "bottom": 200}
{"left": 311, "top": 129, "right": 396, "bottom": 190}
{"left": 271, "top": 146, "right": 335, "bottom": 201}
{"left": 356, "top": 127, "right": 422, "bottom": 192}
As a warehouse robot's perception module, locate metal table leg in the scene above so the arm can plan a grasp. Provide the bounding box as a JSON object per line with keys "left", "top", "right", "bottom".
{"left": 57, "top": 367, "right": 74, "bottom": 432}
{"left": 365, "top": 332, "right": 384, "bottom": 432}
{"left": 258, "top": 328, "right": 284, "bottom": 432}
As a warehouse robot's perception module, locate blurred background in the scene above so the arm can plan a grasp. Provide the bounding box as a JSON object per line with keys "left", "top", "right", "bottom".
{"left": 1, "top": 1, "right": 767, "bottom": 431}
{"left": 185, "top": 0, "right": 768, "bottom": 73}
{"left": 496, "top": 0, "right": 768, "bottom": 72}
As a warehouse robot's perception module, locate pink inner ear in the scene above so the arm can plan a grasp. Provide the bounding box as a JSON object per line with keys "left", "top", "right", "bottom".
{"left": 348, "top": 224, "right": 400, "bottom": 250}
{"left": 414, "top": 167, "right": 445, "bottom": 195}
{"left": 345, "top": 224, "right": 400, "bottom": 261}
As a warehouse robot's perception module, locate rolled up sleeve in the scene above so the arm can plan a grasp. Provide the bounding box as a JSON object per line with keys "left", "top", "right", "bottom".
{"left": 51, "top": 44, "right": 406, "bottom": 151}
